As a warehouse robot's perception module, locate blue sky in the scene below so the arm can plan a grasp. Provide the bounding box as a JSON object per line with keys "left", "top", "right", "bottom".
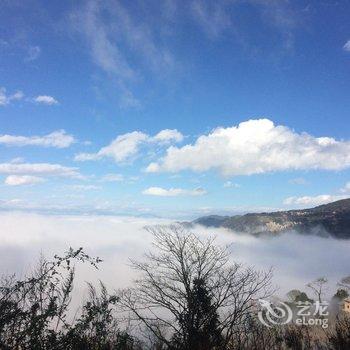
{"left": 1, "top": 0, "right": 350, "bottom": 218}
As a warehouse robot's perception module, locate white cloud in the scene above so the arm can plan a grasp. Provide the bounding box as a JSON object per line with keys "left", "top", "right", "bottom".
{"left": 10, "top": 157, "right": 25, "bottom": 164}
{"left": 343, "top": 40, "right": 350, "bottom": 52}
{"left": 75, "top": 0, "right": 174, "bottom": 74}
{"left": 284, "top": 180, "right": 350, "bottom": 207}
{"left": 69, "top": 184, "right": 101, "bottom": 191}
{"left": 191, "top": 0, "right": 232, "bottom": 38}
{"left": 0, "top": 130, "right": 75, "bottom": 148}
{"left": 0, "top": 88, "right": 58, "bottom": 107}
{"left": 71, "top": 0, "right": 134, "bottom": 79}
{"left": 75, "top": 129, "right": 183, "bottom": 163}
{"left": 11, "top": 91, "right": 24, "bottom": 100}
{"left": 4, "top": 175, "right": 45, "bottom": 186}
{"left": 289, "top": 177, "right": 307, "bottom": 185}
{"left": 142, "top": 186, "right": 206, "bottom": 197}
{"left": 0, "top": 162, "right": 81, "bottom": 178}
{"left": 152, "top": 129, "right": 184, "bottom": 143}
{"left": 71, "top": 0, "right": 174, "bottom": 108}
{"left": 223, "top": 181, "right": 240, "bottom": 188}
{"left": 26, "top": 46, "right": 41, "bottom": 61}
{"left": 118, "top": 87, "right": 141, "bottom": 109}
{"left": 283, "top": 195, "right": 348, "bottom": 207}
{"left": 75, "top": 131, "right": 148, "bottom": 162}
{"left": 97, "top": 131, "right": 148, "bottom": 162}
{"left": 74, "top": 153, "right": 99, "bottom": 162}
{"left": 146, "top": 119, "right": 350, "bottom": 176}
{"left": 252, "top": 0, "right": 296, "bottom": 50}
{"left": 34, "top": 95, "right": 59, "bottom": 105}
{"left": 340, "top": 182, "right": 350, "bottom": 193}
{"left": 0, "top": 87, "right": 24, "bottom": 106}
{"left": 191, "top": 0, "right": 295, "bottom": 49}
{"left": 101, "top": 173, "right": 124, "bottom": 182}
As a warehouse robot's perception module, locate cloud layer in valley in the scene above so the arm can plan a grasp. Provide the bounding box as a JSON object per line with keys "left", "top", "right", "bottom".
{"left": 0, "top": 213, "right": 349, "bottom": 300}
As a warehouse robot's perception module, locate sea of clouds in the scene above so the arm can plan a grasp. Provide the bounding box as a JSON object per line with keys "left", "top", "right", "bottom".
{"left": 0, "top": 212, "right": 349, "bottom": 301}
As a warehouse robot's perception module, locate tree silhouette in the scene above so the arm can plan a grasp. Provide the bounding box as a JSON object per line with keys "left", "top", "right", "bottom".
{"left": 120, "top": 225, "right": 273, "bottom": 349}
{"left": 171, "top": 277, "right": 223, "bottom": 350}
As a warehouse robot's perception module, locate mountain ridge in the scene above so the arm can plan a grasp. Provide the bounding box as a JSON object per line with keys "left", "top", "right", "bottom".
{"left": 190, "top": 198, "right": 350, "bottom": 239}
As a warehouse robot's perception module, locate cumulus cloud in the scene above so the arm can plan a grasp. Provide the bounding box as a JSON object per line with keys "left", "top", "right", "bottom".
{"left": 283, "top": 194, "right": 348, "bottom": 207}
{"left": 0, "top": 87, "right": 24, "bottom": 106}
{"left": 34, "top": 95, "right": 59, "bottom": 105}
{"left": 0, "top": 162, "right": 82, "bottom": 178}
{"left": 75, "top": 129, "right": 183, "bottom": 163}
{"left": 75, "top": 131, "right": 148, "bottom": 162}
{"left": 4, "top": 175, "right": 45, "bottom": 186}
{"left": 0, "top": 130, "right": 75, "bottom": 148}
{"left": 0, "top": 88, "right": 58, "bottom": 107}
{"left": 152, "top": 129, "right": 184, "bottom": 143}
{"left": 142, "top": 186, "right": 206, "bottom": 197}
{"left": 146, "top": 119, "right": 350, "bottom": 176}
{"left": 343, "top": 40, "right": 350, "bottom": 52}
{"left": 96, "top": 131, "right": 148, "bottom": 162}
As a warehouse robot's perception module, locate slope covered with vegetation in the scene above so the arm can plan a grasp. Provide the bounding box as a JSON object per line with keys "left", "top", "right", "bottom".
{"left": 193, "top": 198, "right": 350, "bottom": 238}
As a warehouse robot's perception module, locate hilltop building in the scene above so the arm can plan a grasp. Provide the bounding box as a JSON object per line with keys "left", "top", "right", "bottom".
{"left": 342, "top": 297, "right": 350, "bottom": 313}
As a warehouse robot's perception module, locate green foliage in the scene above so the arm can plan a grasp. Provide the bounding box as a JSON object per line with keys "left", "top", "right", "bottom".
{"left": 171, "top": 278, "right": 223, "bottom": 350}
{"left": 287, "top": 289, "right": 313, "bottom": 304}
{"left": 333, "top": 288, "right": 349, "bottom": 301}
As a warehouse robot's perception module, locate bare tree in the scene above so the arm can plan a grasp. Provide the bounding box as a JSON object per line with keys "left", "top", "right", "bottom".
{"left": 119, "top": 225, "right": 273, "bottom": 349}
{"left": 307, "top": 277, "right": 328, "bottom": 304}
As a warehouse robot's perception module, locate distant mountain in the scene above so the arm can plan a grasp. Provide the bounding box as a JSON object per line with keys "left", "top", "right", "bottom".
{"left": 190, "top": 198, "right": 350, "bottom": 239}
